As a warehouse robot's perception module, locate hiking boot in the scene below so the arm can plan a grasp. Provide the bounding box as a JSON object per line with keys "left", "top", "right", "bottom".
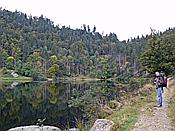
{"left": 154, "top": 104, "right": 162, "bottom": 107}
{"left": 157, "top": 104, "right": 162, "bottom": 107}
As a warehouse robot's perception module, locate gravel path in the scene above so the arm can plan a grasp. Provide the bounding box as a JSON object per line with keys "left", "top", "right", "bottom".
{"left": 131, "top": 79, "right": 175, "bottom": 131}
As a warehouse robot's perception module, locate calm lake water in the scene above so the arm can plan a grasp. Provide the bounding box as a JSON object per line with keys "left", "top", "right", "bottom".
{"left": 0, "top": 80, "right": 119, "bottom": 130}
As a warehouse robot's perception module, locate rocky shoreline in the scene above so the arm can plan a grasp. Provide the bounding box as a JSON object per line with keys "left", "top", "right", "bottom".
{"left": 8, "top": 125, "right": 61, "bottom": 131}
{"left": 8, "top": 119, "right": 114, "bottom": 131}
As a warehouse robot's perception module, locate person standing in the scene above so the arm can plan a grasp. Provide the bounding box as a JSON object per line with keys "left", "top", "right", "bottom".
{"left": 155, "top": 71, "right": 163, "bottom": 107}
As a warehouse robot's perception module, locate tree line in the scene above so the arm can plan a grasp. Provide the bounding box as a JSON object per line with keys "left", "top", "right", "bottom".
{"left": 0, "top": 8, "right": 174, "bottom": 80}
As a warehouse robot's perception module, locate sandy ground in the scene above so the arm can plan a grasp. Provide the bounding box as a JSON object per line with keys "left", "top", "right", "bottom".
{"left": 131, "top": 79, "right": 175, "bottom": 131}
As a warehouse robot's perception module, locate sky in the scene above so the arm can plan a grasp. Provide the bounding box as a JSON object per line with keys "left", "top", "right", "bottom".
{"left": 0, "top": 0, "right": 175, "bottom": 40}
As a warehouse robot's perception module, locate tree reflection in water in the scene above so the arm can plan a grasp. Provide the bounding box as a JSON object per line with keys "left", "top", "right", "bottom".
{"left": 0, "top": 81, "right": 119, "bottom": 131}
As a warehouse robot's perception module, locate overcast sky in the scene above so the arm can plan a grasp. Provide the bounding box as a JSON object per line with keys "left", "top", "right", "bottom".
{"left": 1, "top": 0, "right": 175, "bottom": 40}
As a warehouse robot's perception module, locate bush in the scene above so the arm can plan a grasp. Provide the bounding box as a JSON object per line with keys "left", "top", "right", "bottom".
{"left": 16, "top": 63, "right": 33, "bottom": 77}
{"left": 31, "top": 69, "right": 47, "bottom": 81}
{"left": 108, "top": 100, "right": 122, "bottom": 110}
{"left": 123, "top": 78, "right": 149, "bottom": 92}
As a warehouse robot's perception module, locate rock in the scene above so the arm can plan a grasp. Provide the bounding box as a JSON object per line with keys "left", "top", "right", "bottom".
{"left": 11, "top": 71, "right": 18, "bottom": 77}
{"left": 8, "top": 125, "right": 61, "bottom": 131}
{"left": 90, "top": 119, "right": 114, "bottom": 131}
{"left": 6, "top": 81, "right": 19, "bottom": 89}
{"left": 69, "top": 128, "right": 78, "bottom": 131}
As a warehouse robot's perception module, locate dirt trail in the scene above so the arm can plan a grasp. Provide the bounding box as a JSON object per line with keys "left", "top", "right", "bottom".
{"left": 131, "top": 78, "right": 175, "bottom": 131}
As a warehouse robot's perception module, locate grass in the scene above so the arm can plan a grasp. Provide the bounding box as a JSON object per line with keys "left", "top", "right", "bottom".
{"left": 0, "top": 76, "right": 32, "bottom": 82}
{"left": 0, "top": 68, "right": 32, "bottom": 82}
{"left": 106, "top": 84, "right": 156, "bottom": 131}
{"left": 107, "top": 105, "right": 138, "bottom": 131}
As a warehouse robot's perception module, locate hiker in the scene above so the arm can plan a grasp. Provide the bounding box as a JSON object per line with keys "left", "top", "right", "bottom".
{"left": 154, "top": 71, "right": 163, "bottom": 107}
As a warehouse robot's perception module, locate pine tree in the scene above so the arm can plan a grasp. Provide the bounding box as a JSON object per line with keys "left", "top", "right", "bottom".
{"left": 140, "top": 33, "right": 175, "bottom": 75}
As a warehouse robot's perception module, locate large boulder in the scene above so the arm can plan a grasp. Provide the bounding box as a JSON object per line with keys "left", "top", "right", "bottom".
{"left": 90, "top": 119, "right": 114, "bottom": 131}
{"left": 8, "top": 125, "right": 61, "bottom": 131}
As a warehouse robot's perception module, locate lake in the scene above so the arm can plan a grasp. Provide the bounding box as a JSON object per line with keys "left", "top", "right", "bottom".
{"left": 0, "top": 80, "right": 121, "bottom": 130}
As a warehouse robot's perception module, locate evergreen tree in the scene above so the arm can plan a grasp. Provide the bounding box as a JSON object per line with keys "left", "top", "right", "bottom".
{"left": 140, "top": 33, "right": 175, "bottom": 75}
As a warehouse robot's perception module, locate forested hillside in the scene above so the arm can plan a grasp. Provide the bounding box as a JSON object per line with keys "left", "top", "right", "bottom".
{"left": 0, "top": 8, "right": 174, "bottom": 80}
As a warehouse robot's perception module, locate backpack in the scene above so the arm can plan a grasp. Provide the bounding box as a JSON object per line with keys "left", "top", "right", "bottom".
{"left": 157, "top": 76, "right": 163, "bottom": 86}
{"left": 163, "top": 77, "right": 167, "bottom": 87}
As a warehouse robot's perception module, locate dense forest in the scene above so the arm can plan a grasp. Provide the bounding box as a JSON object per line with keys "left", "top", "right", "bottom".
{"left": 0, "top": 8, "right": 175, "bottom": 81}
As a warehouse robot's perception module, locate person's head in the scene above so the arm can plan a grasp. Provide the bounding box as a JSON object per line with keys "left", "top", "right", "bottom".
{"left": 155, "top": 71, "right": 160, "bottom": 77}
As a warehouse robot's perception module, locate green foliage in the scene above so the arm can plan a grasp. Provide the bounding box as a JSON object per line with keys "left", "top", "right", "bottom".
{"left": 6, "top": 56, "right": 15, "bottom": 70}
{"left": 128, "top": 78, "right": 147, "bottom": 91}
{"left": 0, "top": 8, "right": 150, "bottom": 79}
{"left": 68, "top": 82, "right": 119, "bottom": 126}
{"left": 48, "top": 64, "right": 59, "bottom": 77}
{"left": 15, "top": 62, "right": 46, "bottom": 81}
{"left": 31, "top": 68, "right": 46, "bottom": 81}
{"left": 140, "top": 34, "right": 175, "bottom": 75}
{"left": 0, "top": 8, "right": 175, "bottom": 79}
{"left": 16, "top": 62, "right": 33, "bottom": 77}
{"left": 92, "top": 55, "right": 117, "bottom": 79}
{"left": 50, "top": 55, "right": 58, "bottom": 64}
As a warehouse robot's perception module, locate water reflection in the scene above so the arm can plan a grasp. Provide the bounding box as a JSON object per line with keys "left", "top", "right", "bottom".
{"left": 0, "top": 81, "right": 119, "bottom": 131}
